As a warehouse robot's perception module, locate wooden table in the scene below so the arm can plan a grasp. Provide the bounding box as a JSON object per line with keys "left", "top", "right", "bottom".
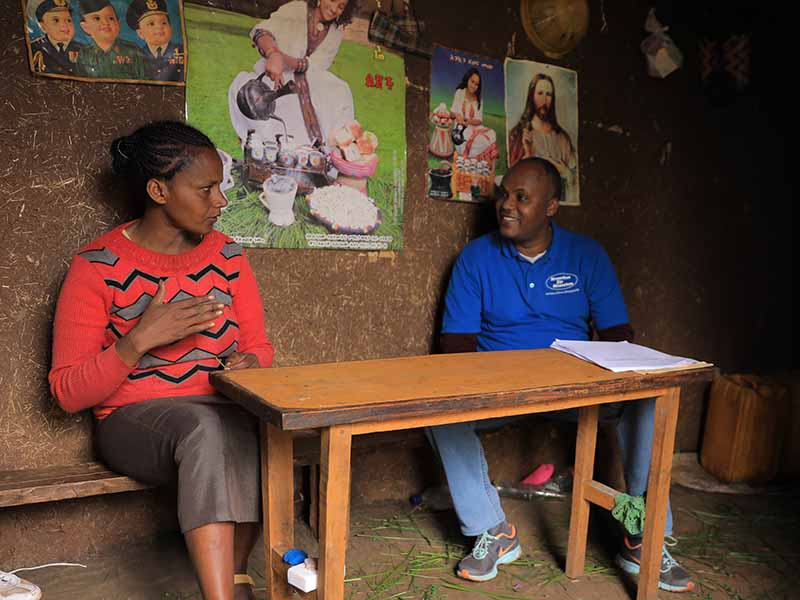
{"left": 211, "top": 349, "right": 713, "bottom": 600}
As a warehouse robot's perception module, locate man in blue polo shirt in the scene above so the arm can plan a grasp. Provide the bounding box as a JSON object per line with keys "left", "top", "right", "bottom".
{"left": 429, "top": 157, "right": 693, "bottom": 592}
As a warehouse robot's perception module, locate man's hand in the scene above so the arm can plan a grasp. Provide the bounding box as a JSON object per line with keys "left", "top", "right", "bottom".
{"left": 224, "top": 352, "right": 260, "bottom": 371}
{"left": 117, "top": 281, "right": 223, "bottom": 367}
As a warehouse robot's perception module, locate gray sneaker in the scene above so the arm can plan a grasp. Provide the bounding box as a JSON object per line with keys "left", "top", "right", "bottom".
{"left": 457, "top": 521, "right": 521, "bottom": 582}
{"left": 616, "top": 535, "right": 695, "bottom": 592}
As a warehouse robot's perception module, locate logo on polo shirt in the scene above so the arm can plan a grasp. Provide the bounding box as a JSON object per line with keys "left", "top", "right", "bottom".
{"left": 545, "top": 273, "right": 580, "bottom": 295}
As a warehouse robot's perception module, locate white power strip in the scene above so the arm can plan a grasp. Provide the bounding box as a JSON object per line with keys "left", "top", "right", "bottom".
{"left": 287, "top": 559, "right": 318, "bottom": 593}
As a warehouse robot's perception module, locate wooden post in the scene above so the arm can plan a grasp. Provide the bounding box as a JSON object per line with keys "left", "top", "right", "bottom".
{"left": 262, "top": 422, "right": 295, "bottom": 600}
{"left": 310, "top": 463, "right": 320, "bottom": 539}
{"left": 637, "top": 388, "right": 680, "bottom": 600}
{"left": 565, "top": 404, "right": 599, "bottom": 578}
{"left": 318, "top": 425, "right": 352, "bottom": 600}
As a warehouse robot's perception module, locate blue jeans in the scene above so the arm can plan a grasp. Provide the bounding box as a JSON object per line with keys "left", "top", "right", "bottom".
{"left": 426, "top": 397, "right": 673, "bottom": 537}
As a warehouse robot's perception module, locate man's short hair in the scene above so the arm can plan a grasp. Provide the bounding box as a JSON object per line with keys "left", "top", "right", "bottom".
{"left": 515, "top": 157, "right": 562, "bottom": 202}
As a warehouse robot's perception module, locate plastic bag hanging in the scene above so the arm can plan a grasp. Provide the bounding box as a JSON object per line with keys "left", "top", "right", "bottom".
{"left": 640, "top": 8, "right": 683, "bottom": 79}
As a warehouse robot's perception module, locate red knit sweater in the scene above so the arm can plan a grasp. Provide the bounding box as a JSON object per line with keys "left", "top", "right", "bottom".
{"left": 49, "top": 223, "right": 274, "bottom": 419}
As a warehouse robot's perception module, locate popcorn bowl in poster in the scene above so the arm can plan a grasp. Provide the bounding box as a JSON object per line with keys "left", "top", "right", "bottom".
{"left": 307, "top": 185, "right": 382, "bottom": 235}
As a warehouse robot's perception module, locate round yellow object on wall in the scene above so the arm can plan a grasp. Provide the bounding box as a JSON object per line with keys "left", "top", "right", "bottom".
{"left": 519, "top": 0, "right": 590, "bottom": 59}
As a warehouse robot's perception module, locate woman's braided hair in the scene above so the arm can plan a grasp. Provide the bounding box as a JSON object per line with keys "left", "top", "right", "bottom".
{"left": 110, "top": 120, "right": 215, "bottom": 206}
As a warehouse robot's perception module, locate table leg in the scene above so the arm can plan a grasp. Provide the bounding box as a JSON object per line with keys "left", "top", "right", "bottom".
{"left": 636, "top": 387, "right": 680, "bottom": 600}
{"left": 261, "top": 422, "right": 294, "bottom": 600}
{"left": 318, "top": 425, "right": 352, "bottom": 600}
{"left": 566, "top": 404, "right": 599, "bottom": 578}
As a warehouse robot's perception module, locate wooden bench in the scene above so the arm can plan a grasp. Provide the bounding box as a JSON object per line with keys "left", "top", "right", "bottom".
{"left": 0, "top": 429, "right": 427, "bottom": 516}
{"left": 0, "top": 462, "right": 153, "bottom": 509}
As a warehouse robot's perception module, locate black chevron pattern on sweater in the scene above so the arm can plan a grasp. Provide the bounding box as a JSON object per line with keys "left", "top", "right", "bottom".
{"left": 196, "top": 319, "right": 239, "bottom": 339}
{"left": 109, "top": 287, "right": 234, "bottom": 322}
{"left": 128, "top": 363, "right": 220, "bottom": 384}
{"left": 138, "top": 341, "right": 238, "bottom": 369}
{"left": 106, "top": 322, "right": 124, "bottom": 339}
{"left": 105, "top": 269, "right": 161, "bottom": 291}
{"left": 104, "top": 266, "right": 238, "bottom": 292}
{"left": 185, "top": 264, "right": 239, "bottom": 283}
{"left": 106, "top": 319, "right": 239, "bottom": 347}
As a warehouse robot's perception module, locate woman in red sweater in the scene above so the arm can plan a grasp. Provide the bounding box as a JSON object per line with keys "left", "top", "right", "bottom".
{"left": 49, "top": 121, "right": 274, "bottom": 600}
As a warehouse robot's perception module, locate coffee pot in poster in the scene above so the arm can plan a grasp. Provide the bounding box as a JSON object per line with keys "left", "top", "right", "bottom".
{"left": 451, "top": 123, "right": 467, "bottom": 147}
{"left": 236, "top": 73, "right": 297, "bottom": 123}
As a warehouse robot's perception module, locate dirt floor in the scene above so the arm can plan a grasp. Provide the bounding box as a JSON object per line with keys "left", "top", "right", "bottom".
{"left": 16, "top": 480, "right": 800, "bottom": 600}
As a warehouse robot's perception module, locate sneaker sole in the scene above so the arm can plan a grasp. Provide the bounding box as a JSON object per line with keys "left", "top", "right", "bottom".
{"left": 458, "top": 545, "right": 522, "bottom": 582}
{"left": 615, "top": 554, "right": 694, "bottom": 593}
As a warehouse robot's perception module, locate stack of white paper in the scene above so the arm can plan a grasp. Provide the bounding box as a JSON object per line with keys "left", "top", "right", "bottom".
{"left": 550, "top": 339, "right": 706, "bottom": 373}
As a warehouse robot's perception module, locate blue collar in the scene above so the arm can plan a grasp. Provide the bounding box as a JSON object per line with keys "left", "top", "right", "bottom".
{"left": 498, "top": 221, "right": 561, "bottom": 263}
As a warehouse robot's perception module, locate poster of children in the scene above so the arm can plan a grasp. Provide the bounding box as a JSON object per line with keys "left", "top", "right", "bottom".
{"left": 427, "top": 46, "right": 506, "bottom": 203}
{"left": 185, "top": 2, "right": 406, "bottom": 251}
{"left": 505, "top": 58, "right": 579, "bottom": 206}
{"left": 22, "top": 0, "right": 186, "bottom": 84}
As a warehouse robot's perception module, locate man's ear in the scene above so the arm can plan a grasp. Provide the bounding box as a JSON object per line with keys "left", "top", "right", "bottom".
{"left": 136, "top": 28, "right": 144, "bottom": 41}
{"left": 546, "top": 196, "right": 559, "bottom": 217}
{"left": 80, "top": 20, "right": 89, "bottom": 34}
{"left": 146, "top": 178, "right": 168, "bottom": 206}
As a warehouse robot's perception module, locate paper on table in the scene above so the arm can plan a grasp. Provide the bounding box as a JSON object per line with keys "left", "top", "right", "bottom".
{"left": 550, "top": 340, "right": 710, "bottom": 373}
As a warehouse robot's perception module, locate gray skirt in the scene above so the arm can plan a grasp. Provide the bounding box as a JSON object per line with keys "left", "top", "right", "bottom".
{"left": 95, "top": 395, "right": 261, "bottom": 533}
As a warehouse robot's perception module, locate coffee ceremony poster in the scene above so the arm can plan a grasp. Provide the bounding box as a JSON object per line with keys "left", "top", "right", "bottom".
{"left": 427, "top": 45, "right": 506, "bottom": 203}
{"left": 185, "top": 3, "right": 406, "bottom": 251}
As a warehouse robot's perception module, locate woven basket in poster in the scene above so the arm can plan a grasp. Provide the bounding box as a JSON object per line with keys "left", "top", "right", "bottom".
{"left": 329, "top": 152, "right": 379, "bottom": 178}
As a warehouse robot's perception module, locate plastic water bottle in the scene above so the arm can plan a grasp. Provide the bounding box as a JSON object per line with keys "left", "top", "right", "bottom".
{"left": 409, "top": 484, "right": 453, "bottom": 511}
{"left": 494, "top": 472, "right": 573, "bottom": 500}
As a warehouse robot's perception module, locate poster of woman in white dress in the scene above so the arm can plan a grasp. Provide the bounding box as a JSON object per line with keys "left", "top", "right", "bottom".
{"left": 185, "top": 0, "right": 406, "bottom": 251}
{"left": 227, "top": 0, "right": 356, "bottom": 152}
{"left": 505, "top": 58, "right": 579, "bottom": 206}
{"left": 427, "top": 45, "right": 506, "bottom": 203}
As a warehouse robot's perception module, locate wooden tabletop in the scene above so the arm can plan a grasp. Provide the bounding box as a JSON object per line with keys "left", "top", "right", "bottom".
{"left": 211, "top": 349, "right": 714, "bottom": 430}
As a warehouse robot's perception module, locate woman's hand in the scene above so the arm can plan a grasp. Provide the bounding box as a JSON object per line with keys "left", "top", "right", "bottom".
{"left": 255, "top": 32, "right": 284, "bottom": 84}
{"left": 264, "top": 52, "right": 285, "bottom": 85}
{"left": 224, "top": 352, "right": 260, "bottom": 371}
{"left": 116, "top": 281, "right": 223, "bottom": 367}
